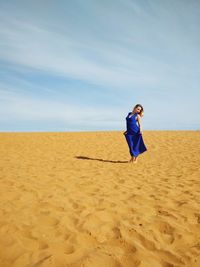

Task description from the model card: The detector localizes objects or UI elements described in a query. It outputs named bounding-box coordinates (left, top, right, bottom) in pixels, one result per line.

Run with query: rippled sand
left=0, top=131, right=200, bottom=267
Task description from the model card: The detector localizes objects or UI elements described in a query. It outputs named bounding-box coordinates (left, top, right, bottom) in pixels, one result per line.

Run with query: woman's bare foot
left=133, top=156, right=138, bottom=163
left=129, top=156, right=134, bottom=163
left=129, top=156, right=138, bottom=163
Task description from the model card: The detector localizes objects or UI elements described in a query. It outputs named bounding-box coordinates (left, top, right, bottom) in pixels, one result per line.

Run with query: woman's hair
left=133, top=104, right=144, bottom=115
left=140, top=110, right=144, bottom=117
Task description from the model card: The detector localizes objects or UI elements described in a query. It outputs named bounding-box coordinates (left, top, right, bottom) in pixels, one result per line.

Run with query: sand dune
left=0, top=131, right=199, bottom=267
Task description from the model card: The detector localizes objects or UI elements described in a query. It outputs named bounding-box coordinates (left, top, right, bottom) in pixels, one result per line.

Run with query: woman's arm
left=137, top=114, right=143, bottom=134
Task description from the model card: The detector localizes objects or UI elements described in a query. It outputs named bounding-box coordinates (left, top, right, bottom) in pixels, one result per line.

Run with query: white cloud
left=1, top=1, right=199, bottom=89
left=0, top=88, right=124, bottom=126
left=0, top=20, right=158, bottom=88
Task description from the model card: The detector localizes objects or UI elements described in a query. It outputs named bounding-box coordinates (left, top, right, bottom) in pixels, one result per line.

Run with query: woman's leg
left=129, top=155, right=138, bottom=163
left=129, top=155, right=134, bottom=162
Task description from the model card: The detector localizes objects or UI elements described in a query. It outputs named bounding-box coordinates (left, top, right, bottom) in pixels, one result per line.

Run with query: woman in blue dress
left=124, top=104, right=147, bottom=163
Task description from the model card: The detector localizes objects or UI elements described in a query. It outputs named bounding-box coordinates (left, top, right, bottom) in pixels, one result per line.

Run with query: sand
left=0, top=131, right=200, bottom=267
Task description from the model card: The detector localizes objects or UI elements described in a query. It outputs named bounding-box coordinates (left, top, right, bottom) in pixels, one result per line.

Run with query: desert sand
left=0, top=131, right=200, bottom=267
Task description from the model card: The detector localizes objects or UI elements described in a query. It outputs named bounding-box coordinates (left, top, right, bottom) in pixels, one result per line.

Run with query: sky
left=0, top=0, right=200, bottom=131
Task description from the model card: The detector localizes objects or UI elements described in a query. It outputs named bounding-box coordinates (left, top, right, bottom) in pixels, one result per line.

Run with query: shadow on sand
left=75, top=156, right=128, bottom=164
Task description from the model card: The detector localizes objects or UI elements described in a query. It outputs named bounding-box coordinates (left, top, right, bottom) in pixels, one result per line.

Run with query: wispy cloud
left=0, top=85, right=124, bottom=131
left=0, top=18, right=158, bottom=88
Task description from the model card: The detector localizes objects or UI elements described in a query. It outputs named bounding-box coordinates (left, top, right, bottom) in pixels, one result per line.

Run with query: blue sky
left=0, top=0, right=200, bottom=131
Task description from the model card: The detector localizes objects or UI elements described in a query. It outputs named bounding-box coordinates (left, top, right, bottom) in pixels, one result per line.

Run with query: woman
left=124, top=104, right=147, bottom=163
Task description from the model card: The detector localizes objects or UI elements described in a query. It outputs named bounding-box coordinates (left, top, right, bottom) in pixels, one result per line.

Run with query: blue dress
left=125, top=112, right=147, bottom=157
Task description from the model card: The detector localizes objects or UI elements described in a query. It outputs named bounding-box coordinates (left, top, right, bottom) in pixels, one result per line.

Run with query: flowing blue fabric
left=125, top=112, right=147, bottom=157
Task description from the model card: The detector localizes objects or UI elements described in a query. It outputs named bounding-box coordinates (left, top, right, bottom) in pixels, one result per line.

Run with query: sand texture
left=0, top=131, right=200, bottom=267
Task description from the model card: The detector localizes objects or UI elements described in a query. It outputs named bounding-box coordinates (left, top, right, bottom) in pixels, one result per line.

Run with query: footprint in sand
left=155, top=206, right=178, bottom=220
left=194, top=213, right=200, bottom=224
left=64, top=245, right=75, bottom=255
left=50, top=242, right=75, bottom=255
left=37, top=215, right=60, bottom=227
left=157, top=250, right=184, bottom=266
left=156, top=220, right=175, bottom=244
left=109, top=202, right=117, bottom=207
left=118, top=179, right=125, bottom=184
left=72, top=202, right=79, bottom=209
left=80, top=251, right=121, bottom=267
left=120, top=226, right=156, bottom=251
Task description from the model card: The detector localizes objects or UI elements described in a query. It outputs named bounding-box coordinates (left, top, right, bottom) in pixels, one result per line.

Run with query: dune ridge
left=0, top=131, right=199, bottom=267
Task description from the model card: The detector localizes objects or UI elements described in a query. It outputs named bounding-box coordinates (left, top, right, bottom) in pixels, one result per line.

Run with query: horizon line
left=0, top=129, right=199, bottom=133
